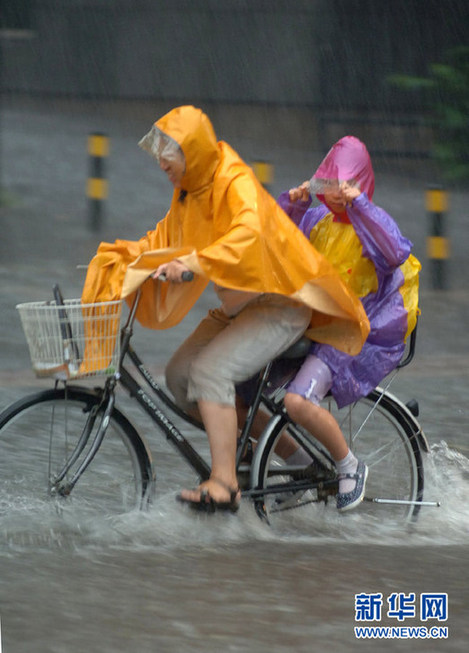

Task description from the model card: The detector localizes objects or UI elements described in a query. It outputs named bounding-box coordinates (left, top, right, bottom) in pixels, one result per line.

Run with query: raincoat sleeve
left=277, top=190, right=312, bottom=227
left=79, top=212, right=185, bottom=374
left=81, top=214, right=171, bottom=303
left=347, top=193, right=412, bottom=274
left=278, top=191, right=330, bottom=239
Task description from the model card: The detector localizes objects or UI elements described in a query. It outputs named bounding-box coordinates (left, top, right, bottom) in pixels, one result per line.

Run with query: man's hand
left=153, top=260, right=191, bottom=283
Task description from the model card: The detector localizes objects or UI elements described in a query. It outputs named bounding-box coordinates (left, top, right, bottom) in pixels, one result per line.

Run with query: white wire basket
left=17, top=299, right=123, bottom=380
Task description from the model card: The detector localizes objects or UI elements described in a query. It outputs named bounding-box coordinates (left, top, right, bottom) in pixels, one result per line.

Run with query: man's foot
left=336, top=461, right=368, bottom=512
left=177, top=477, right=241, bottom=514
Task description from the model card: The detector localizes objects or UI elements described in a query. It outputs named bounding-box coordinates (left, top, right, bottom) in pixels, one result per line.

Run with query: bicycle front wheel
left=0, top=387, right=154, bottom=518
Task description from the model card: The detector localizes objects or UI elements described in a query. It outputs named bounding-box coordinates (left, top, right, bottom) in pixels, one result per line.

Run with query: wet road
left=1, top=97, right=469, bottom=652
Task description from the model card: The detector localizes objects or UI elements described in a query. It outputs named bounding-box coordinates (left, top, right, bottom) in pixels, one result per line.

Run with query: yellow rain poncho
left=82, top=106, right=369, bottom=357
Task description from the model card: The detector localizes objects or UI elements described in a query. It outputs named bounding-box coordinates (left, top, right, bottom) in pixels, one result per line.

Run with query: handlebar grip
left=157, top=270, right=194, bottom=282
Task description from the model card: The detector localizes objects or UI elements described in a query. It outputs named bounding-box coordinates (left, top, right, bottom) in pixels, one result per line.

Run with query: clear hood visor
left=138, top=125, right=183, bottom=164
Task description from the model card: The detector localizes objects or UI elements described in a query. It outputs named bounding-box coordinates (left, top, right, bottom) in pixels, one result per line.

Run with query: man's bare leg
left=179, top=399, right=241, bottom=504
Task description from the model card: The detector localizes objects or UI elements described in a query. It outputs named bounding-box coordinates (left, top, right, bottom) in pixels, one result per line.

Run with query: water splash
left=411, top=440, right=469, bottom=541
left=1, top=440, right=468, bottom=554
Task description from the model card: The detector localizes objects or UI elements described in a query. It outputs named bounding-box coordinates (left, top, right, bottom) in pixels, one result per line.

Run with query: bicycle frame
left=118, top=349, right=211, bottom=481
left=116, top=343, right=342, bottom=507
left=52, top=388, right=116, bottom=496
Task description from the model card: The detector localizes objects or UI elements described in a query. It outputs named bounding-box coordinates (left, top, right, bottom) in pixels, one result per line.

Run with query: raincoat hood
left=140, top=105, right=221, bottom=194
left=311, top=136, right=375, bottom=205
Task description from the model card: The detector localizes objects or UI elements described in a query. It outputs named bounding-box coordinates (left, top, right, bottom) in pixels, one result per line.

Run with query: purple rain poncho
left=279, top=136, right=420, bottom=408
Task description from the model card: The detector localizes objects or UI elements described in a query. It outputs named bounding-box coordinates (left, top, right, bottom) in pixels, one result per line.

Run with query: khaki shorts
left=166, top=294, right=312, bottom=409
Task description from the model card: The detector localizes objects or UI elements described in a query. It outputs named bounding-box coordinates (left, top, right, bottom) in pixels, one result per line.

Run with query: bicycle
left=0, top=282, right=435, bottom=531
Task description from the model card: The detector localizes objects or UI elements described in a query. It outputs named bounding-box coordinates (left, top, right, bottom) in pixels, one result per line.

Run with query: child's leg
left=284, top=392, right=348, bottom=461
left=283, top=354, right=347, bottom=457
left=284, top=354, right=367, bottom=509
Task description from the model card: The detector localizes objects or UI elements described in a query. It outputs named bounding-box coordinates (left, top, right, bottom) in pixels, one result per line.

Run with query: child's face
left=323, top=188, right=347, bottom=215
left=322, top=179, right=359, bottom=214
left=159, top=151, right=186, bottom=187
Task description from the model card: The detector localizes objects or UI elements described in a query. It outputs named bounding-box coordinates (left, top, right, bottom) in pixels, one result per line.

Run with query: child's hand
left=288, top=181, right=310, bottom=203
left=339, top=181, right=361, bottom=204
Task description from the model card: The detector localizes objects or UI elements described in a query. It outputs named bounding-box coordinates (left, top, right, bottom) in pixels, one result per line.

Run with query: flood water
left=1, top=365, right=469, bottom=653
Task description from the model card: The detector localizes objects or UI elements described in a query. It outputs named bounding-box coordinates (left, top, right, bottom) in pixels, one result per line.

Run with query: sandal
left=177, top=477, right=241, bottom=514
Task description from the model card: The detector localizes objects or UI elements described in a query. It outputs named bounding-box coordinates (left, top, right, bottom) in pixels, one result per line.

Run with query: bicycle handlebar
left=123, top=269, right=195, bottom=332
left=77, top=265, right=194, bottom=284
left=157, top=270, right=194, bottom=282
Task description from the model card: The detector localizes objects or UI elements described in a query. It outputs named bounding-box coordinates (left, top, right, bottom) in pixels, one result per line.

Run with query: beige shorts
left=166, top=294, right=312, bottom=409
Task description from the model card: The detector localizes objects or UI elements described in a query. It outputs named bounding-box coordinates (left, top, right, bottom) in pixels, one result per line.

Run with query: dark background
left=2, top=0, right=468, bottom=107
left=2, top=0, right=468, bottom=161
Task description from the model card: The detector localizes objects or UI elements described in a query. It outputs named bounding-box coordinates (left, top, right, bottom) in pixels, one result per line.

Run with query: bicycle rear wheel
left=0, top=387, right=154, bottom=518
left=251, top=388, right=425, bottom=531
left=331, top=389, right=424, bottom=520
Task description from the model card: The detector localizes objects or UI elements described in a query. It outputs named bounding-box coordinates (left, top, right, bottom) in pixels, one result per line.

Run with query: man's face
left=159, top=151, right=186, bottom=188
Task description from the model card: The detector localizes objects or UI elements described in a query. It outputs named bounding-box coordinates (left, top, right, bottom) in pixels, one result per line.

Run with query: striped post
left=87, top=132, right=109, bottom=231
left=252, top=160, right=273, bottom=192
left=425, top=186, right=449, bottom=290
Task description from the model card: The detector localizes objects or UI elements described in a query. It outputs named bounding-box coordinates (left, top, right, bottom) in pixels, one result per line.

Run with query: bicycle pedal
left=317, top=482, right=338, bottom=502
left=274, top=489, right=308, bottom=509
left=291, top=460, right=335, bottom=482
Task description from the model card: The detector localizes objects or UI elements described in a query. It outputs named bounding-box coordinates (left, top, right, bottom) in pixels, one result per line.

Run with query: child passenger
left=278, top=136, right=420, bottom=512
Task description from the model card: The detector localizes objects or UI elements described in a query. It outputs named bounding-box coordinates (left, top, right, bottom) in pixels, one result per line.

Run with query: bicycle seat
left=278, top=336, right=311, bottom=360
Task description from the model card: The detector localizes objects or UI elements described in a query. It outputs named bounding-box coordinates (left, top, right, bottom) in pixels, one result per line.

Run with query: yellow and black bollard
left=252, top=160, right=274, bottom=193
left=425, top=186, right=449, bottom=290
left=87, top=132, right=109, bottom=231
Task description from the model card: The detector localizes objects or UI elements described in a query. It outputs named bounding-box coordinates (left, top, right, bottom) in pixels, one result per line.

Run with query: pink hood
left=312, top=136, right=375, bottom=205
